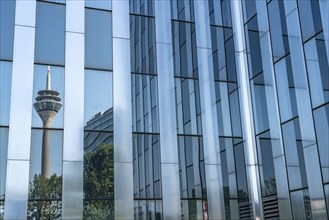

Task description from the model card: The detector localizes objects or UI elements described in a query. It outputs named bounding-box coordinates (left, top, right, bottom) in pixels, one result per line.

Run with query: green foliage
left=27, top=143, right=115, bottom=219
left=28, top=174, right=62, bottom=220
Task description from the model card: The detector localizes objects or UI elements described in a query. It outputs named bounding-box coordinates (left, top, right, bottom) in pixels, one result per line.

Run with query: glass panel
left=133, top=134, right=161, bottom=199
left=0, top=128, right=8, bottom=216
left=177, top=136, right=206, bottom=199
left=282, top=118, right=308, bottom=190
left=170, top=0, right=194, bottom=21
left=250, top=72, right=270, bottom=134
left=84, top=70, right=112, bottom=131
left=298, top=0, right=323, bottom=42
left=83, top=131, right=114, bottom=219
left=234, top=142, right=249, bottom=202
left=130, top=15, right=157, bottom=75
left=290, top=189, right=312, bottom=220
left=256, top=131, right=277, bottom=197
left=267, top=0, right=289, bottom=62
left=35, top=1, right=65, bottom=65
left=242, top=0, right=256, bottom=23
left=245, top=15, right=263, bottom=78
left=134, top=200, right=162, bottom=220
left=175, top=79, right=202, bottom=135
left=0, top=0, right=15, bottom=60
left=28, top=129, right=63, bottom=219
left=131, top=75, right=159, bottom=133
left=129, top=0, right=154, bottom=16
left=32, top=65, right=64, bottom=129
left=274, top=55, right=298, bottom=122
left=85, top=9, right=112, bottom=70
left=85, top=0, right=111, bottom=11
left=172, top=22, right=198, bottom=78
left=313, top=104, right=329, bottom=183
left=304, top=32, right=329, bottom=108
left=0, top=61, right=12, bottom=126
left=325, top=184, right=329, bottom=215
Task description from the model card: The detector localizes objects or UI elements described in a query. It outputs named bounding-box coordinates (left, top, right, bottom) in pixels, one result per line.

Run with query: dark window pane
left=129, top=0, right=154, bottom=16
left=171, top=0, right=194, bottom=21
left=234, top=142, right=249, bottom=200
left=0, top=0, right=15, bottom=60
left=85, top=9, right=112, bottom=70
left=242, top=0, right=256, bottom=23
left=172, top=21, right=198, bottom=78
left=245, top=15, right=263, bottom=78
left=35, top=2, right=65, bottom=65
left=256, top=131, right=277, bottom=196
left=0, top=128, right=9, bottom=201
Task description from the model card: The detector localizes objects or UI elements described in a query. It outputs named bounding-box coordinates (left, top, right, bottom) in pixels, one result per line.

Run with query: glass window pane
left=85, top=9, right=112, bottom=70
left=85, top=0, right=111, bottom=11
left=290, top=189, right=312, bottom=220
left=171, top=0, right=194, bottom=21
left=84, top=70, right=112, bottom=131
left=298, top=0, right=323, bottom=42
left=129, top=0, right=154, bottom=16
left=130, top=16, right=156, bottom=75
left=304, top=32, right=329, bottom=108
left=313, top=104, right=329, bottom=183
left=83, top=131, right=114, bottom=219
left=234, top=142, right=249, bottom=201
left=28, top=129, right=63, bottom=219
left=32, top=65, right=64, bottom=129
left=0, top=62, right=12, bottom=126
left=0, top=0, right=15, bottom=60
left=35, top=1, right=65, bottom=65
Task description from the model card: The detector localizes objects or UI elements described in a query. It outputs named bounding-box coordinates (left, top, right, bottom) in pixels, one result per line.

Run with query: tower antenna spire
left=46, top=65, right=51, bottom=90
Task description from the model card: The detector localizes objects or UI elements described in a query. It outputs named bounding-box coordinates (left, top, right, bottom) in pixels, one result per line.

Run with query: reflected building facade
left=0, top=0, right=329, bottom=219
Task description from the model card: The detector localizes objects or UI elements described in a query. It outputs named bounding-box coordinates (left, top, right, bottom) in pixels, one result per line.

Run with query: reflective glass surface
left=172, top=22, right=198, bottom=78
left=85, top=9, right=112, bottom=70
left=0, top=62, right=12, bottom=126
left=28, top=129, right=63, bottom=219
left=85, top=0, right=111, bottom=11
left=313, top=104, right=329, bottom=184
left=83, top=131, right=114, bottom=219
left=304, top=32, right=329, bottom=108
left=290, top=189, right=312, bottom=220
left=84, top=70, right=113, bottom=131
left=35, top=1, right=65, bottom=65
left=175, top=79, right=202, bottom=135
left=282, top=118, right=308, bottom=190
left=0, top=0, right=15, bottom=60
left=170, top=0, right=194, bottom=22
left=129, top=0, right=154, bottom=16
left=131, top=75, right=159, bottom=133
left=32, top=65, right=64, bottom=129
left=134, top=200, right=162, bottom=220
left=133, top=134, right=161, bottom=199
left=130, top=16, right=157, bottom=75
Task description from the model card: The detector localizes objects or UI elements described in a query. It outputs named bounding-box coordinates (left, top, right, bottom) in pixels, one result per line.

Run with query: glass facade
left=0, top=0, right=328, bottom=219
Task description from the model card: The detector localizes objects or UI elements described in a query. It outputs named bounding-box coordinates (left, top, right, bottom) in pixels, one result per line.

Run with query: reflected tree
left=28, top=174, right=62, bottom=220
left=84, top=143, right=114, bottom=219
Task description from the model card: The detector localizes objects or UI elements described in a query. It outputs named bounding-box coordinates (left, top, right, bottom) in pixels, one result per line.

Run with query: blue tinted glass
left=85, top=0, right=111, bottom=10
left=85, top=9, right=112, bottom=70
left=84, top=69, right=112, bottom=131
left=129, top=0, right=154, bottom=16
left=35, top=2, right=65, bottom=65
left=0, top=0, right=15, bottom=60
left=0, top=128, right=8, bottom=198
left=0, top=62, right=12, bottom=126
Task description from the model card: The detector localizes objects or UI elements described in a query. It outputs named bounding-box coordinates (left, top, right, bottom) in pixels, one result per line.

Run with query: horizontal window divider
left=31, top=127, right=64, bottom=131
left=34, top=62, right=65, bottom=68
left=85, top=6, right=112, bottom=13
left=85, top=67, right=113, bottom=72
left=312, top=101, right=329, bottom=111
left=129, top=13, right=155, bottom=19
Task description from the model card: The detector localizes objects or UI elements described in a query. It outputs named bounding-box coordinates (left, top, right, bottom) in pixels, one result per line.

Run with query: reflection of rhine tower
left=33, top=66, right=62, bottom=178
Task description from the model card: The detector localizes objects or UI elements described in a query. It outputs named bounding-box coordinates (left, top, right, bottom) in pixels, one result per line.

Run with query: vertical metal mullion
left=193, top=1, right=225, bottom=219
left=4, top=0, right=36, bottom=219
left=112, top=1, right=134, bottom=219
left=230, top=1, right=264, bottom=219
left=62, top=0, right=85, bottom=218
left=154, top=1, right=181, bottom=219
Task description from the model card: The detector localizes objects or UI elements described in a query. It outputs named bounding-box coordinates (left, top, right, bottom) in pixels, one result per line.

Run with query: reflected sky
left=0, top=62, right=12, bottom=126
left=84, top=69, right=112, bottom=125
